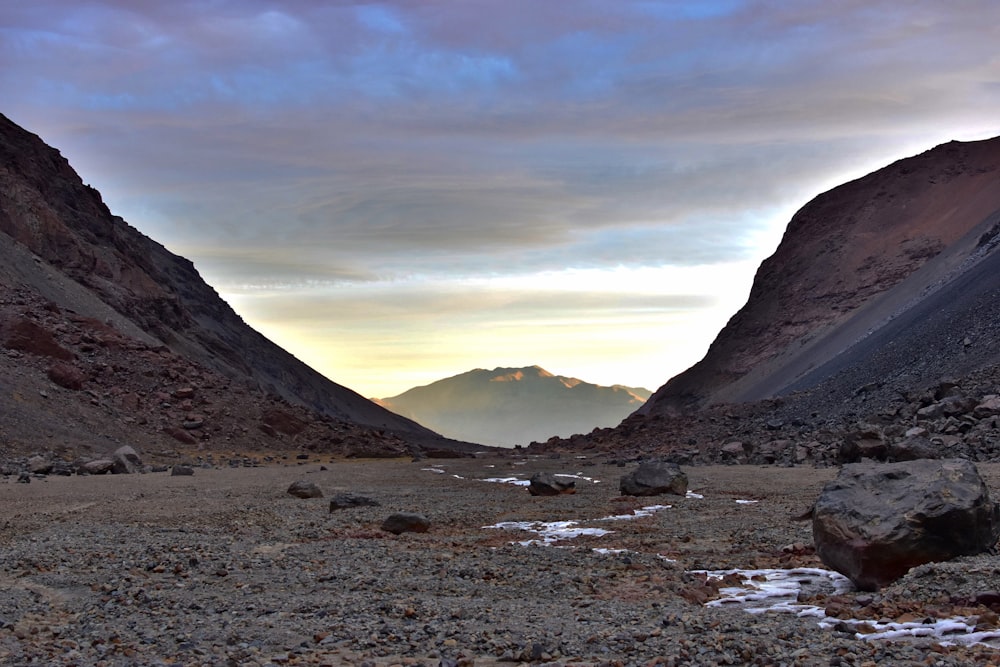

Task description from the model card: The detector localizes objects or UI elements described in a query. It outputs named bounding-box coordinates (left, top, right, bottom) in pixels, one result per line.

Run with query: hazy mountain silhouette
left=377, top=366, right=650, bottom=446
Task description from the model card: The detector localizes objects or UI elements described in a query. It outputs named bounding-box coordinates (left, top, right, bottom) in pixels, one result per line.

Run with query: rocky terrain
left=3, top=112, right=1000, bottom=666
left=377, top=366, right=650, bottom=447
left=2, top=456, right=1000, bottom=666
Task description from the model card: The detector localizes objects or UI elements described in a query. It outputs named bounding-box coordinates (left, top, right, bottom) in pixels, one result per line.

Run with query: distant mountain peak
left=380, top=366, right=652, bottom=446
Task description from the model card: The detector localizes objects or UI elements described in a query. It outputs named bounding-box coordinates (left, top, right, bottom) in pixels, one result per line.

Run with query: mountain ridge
left=0, top=112, right=481, bottom=460
left=377, top=365, right=650, bottom=447
left=638, top=136, right=1000, bottom=417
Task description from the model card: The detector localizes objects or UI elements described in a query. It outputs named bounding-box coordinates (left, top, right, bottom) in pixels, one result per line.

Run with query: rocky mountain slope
left=531, top=136, right=1000, bottom=464
left=640, top=136, right=1000, bottom=416
left=0, top=113, right=480, bottom=463
left=377, top=365, right=650, bottom=446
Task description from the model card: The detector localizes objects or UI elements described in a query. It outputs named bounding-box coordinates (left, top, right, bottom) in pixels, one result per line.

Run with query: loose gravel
left=2, top=456, right=999, bottom=666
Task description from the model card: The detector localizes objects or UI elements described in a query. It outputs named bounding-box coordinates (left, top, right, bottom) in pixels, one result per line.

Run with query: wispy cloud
left=2, top=1, right=999, bottom=395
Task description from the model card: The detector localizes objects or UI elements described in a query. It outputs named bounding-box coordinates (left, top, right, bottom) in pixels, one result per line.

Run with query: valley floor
left=1, top=456, right=999, bottom=666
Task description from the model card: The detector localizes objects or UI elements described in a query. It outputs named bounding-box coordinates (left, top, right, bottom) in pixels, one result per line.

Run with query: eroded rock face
left=619, top=461, right=688, bottom=497
left=812, top=458, right=1000, bottom=591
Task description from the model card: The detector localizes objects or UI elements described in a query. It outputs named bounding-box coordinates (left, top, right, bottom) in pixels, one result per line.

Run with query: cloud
left=2, top=0, right=1000, bottom=396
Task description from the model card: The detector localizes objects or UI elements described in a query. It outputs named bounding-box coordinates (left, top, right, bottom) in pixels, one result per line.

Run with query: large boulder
left=619, top=461, right=688, bottom=497
left=111, top=446, right=143, bottom=474
left=812, top=458, right=1000, bottom=591
left=528, top=472, right=576, bottom=496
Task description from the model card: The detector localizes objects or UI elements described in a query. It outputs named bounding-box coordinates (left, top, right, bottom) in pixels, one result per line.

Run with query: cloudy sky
left=2, top=1, right=999, bottom=398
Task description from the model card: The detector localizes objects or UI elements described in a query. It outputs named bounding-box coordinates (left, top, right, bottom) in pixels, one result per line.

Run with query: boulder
left=619, top=461, right=688, bottom=497
left=528, top=472, right=576, bottom=496
left=381, top=512, right=430, bottom=535
left=111, top=445, right=143, bottom=474
left=170, top=465, right=195, bottom=476
left=888, top=435, right=939, bottom=461
left=838, top=426, right=888, bottom=463
left=329, top=493, right=380, bottom=511
left=287, top=480, right=323, bottom=499
left=812, top=459, right=1000, bottom=591
left=47, top=362, right=86, bottom=390
left=80, top=459, right=115, bottom=475
left=26, top=455, right=52, bottom=475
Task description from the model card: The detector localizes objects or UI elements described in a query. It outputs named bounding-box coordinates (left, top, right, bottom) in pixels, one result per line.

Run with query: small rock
left=381, top=512, right=430, bottom=535
left=287, top=480, right=323, bottom=499
left=329, top=493, right=380, bottom=511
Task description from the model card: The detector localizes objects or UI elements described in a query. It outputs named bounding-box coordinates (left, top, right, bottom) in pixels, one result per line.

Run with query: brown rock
left=381, top=512, right=430, bottom=535
left=47, top=362, right=86, bottom=390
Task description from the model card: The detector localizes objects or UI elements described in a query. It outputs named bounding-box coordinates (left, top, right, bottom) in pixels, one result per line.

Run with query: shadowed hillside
left=640, top=136, right=1000, bottom=417
left=0, top=113, right=481, bottom=460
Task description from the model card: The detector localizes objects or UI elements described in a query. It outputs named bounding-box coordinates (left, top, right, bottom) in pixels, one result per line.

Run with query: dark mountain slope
left=640, top=137, right=1000, bottom=416
left=0, top=113, right=478, bottom=458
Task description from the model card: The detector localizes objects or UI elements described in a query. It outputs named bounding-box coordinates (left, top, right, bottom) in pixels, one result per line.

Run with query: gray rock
left=813, top=458, right=1000, bottom=591
left=81, top=459, right=115, bottom=475
left=27, top=455, right=52, bottom=474
left=287, top=480, right=323, bottom=498
left=111, top=445, right=143, bottom=474
left=527, top=472, right=576, bottom=496
left=329, top=493, right=380, bottom=511
left=888, top=435, right=939, bottom=461
left=619, top=461, right=688, bottom=497
left=170, top=465, right=195, bottom=476
left=381, top=512, right=430, bottom=535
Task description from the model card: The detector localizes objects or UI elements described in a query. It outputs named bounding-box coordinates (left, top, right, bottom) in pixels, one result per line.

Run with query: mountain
left=530, top=136, right=1000, bottom=463
left=639, top=136, right=1000, bottom=417
left=0, top=113, right=480, bottom=462
left=377, top=365, right=651, bottom=446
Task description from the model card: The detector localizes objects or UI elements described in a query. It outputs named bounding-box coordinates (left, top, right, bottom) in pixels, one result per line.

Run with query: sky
left=2, top=1, right=999, bottom=399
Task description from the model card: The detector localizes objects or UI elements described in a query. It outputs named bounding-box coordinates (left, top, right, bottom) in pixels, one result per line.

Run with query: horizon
left=3, top=2, right=999, bottom=398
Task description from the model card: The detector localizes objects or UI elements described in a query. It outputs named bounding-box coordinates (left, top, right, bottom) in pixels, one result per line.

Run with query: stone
left=329, top=493, right=380, bottom=511
left=974, top=396, right=1000, bottom=419
left=26, top=455, right=52, bottom=474
left=47, top=362, right=86, bottom=390
left=838, top=426, right=888, bottom=463
left=287, top=480, right=323, bottom=499
left=111, top=445, right=143, bottom=474
left=619, top=461, right=688, bottom=497
left=170, top=465, right=195, bottom=476
left=81, top=459, right=115, bottom=475
left=381, top=512, right=430, bottom=535
left=812, top=458, right=1000, bottom=591
left=527, top=472, right=576, bottom=496
left=888, top=435, right=939, bottom=461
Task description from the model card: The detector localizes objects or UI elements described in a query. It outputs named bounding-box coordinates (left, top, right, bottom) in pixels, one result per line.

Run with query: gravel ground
left=2, top=456, right=999, bottom=666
